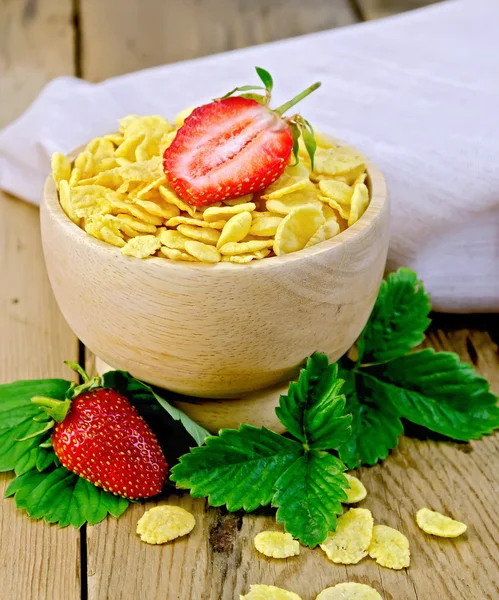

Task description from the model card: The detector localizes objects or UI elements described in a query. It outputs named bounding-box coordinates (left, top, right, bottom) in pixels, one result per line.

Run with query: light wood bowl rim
left=43, top=135, right=387, bottom=269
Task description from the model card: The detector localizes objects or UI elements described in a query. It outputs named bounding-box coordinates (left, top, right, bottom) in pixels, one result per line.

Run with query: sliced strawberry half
left=163, top=69, right=320, bottom=206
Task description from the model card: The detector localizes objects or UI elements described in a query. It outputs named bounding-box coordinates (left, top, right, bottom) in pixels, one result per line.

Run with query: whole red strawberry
left=163, top=67, right=320, bottom=206
left=32, top=365, right=167, bottom=500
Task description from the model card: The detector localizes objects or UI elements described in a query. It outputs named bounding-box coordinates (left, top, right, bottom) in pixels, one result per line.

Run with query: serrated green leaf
left=276, top=353, right=351, bottom=450
left=368, top=349, right=499, bottom=440
left=171, top=425, right=302, bottom=512
left=102, top=371, right=209, bottom=446
left=5, top=466, right=129, bottom=527
left=274, top=450, right=348, bottom=547
left=357, top=268, right=431, bottom=364
left=337, top=366, right=403, bottom=469
left=255, top=67, right=273, bottom=92
left=0, top=379, right=70, bottom=473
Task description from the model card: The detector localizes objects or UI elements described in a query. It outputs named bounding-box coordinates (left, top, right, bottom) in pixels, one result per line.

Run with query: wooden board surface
left=85, top=320, right=499, bottom=600
left=0, top=2, right=81, bottom=599
left=1, top=1, right=496, bottom=599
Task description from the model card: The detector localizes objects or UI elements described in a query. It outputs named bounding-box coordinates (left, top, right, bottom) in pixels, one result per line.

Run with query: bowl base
left=94, top=357, right=285, bottom=434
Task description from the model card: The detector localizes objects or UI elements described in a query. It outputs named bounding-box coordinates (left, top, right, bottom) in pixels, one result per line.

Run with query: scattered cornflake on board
left=416, top=508, right=467, bottom=538
left=320, top=508, right=374, bottom=564
left=254, top=531, right=300, bottom=559
left=344, top=474, right=367, bottom=504
left=136, top=505, right=195, bottom=544
left=368, top=525, right=410, bottom=569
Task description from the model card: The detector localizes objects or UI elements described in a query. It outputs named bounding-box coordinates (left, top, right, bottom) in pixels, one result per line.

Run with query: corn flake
left=203, top=202, right=256, bottom=222
left=136, top=505, right=195, bottom=544
left=305, top=220, right=340, bottom=248
left=348, top=184, right=369, bottom=227
left=222, top=249, right=270, bottom=263
left=240, top=584, right=302, bottom=600
left=184, top=240, right=221, bottom=263
left=320, top=508, right=374, bottom=564
left=116, top=213, right=157, bottom=234
left=254, top=531, right=299, bottom=559
left=166, top=216, right=226, bottom=229
left=316, top=583, right=383, bottom=600
left=319, top=179, right=353, bottom=205
left=249, top=215, right=283, bottom=237
left=51, top=152, right=71, bottom=189
left=415, top=508, right=467, bottom=538
left=262, top=178, right=315, bottom=200
left=368, top=525, right=410, bottom=570
left=59, top=181, right=80, bottom=225
left=217, top=211, right=253, bottom=248
left=177, top=224, right=220, bottom=245
left=344, top=474, right=367, bottom=504
left=121, top=235, right=161, bottom=258
left=274, top=205, right=325, bottom=256
left=219, top=240, right=273, bottom=256
left=266, top=190, right=322, bottom=216
left=160, top=246, right=198, bottom=262
left=160, top=229, right=190, bottom=250
left=69, top=167, right=81, bottom=187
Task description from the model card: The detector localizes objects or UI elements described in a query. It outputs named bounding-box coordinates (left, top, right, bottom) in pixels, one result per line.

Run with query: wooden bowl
left=40, top=138, right=389, bottom=431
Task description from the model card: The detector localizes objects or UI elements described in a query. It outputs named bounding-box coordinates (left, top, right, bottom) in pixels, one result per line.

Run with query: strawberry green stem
left=274, top=82, right=321, bottom=116
left=32, top=396, right=72, bottom=423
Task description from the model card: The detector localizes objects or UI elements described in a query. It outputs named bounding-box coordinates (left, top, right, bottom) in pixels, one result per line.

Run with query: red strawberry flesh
left=52, top=389, right=167, bottom=500
left=163, top=97, right=293, bottom=206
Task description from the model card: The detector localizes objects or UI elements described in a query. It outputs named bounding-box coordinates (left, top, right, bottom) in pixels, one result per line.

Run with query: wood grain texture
left=0, top=193, right=81, bottom=600
left=0, top=2, right=81, bottom=598
left=79, top=0, right=358, bottom=81
left=354, top=0, right=441, bottom=20
left=41, top=140, right=389, bottom=399
left=0, top=0, right=74, bottom=128
left=88, top=317, right=499, bottom=600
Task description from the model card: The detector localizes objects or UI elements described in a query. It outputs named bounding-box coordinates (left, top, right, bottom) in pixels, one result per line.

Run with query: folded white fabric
left=0, top=0, right=497, bottom=312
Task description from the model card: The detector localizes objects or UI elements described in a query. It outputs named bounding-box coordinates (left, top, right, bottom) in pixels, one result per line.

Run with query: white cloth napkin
left=0, top=0, right=498, bottom=313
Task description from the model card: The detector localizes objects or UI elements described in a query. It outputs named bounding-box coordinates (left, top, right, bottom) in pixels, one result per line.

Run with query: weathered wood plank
left=354, top=0, right=441, bottom=21
left=79, top=0, right=358, bottom=81
left=0, top=0, right=75, bottom=128
left=0, top=1, right=81, bottom=598
left=0, top=193, right=81, bottom=600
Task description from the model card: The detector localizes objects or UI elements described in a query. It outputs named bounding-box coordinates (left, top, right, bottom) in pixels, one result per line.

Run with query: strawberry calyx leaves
left=218, top=67, right=321, bottom=170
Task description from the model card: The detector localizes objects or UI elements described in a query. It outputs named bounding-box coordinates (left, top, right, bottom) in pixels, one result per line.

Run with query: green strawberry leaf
left=255, top=67, right=274, bottom=92
left=5, top=466, right=129, bottom=527
left=274, top=450, right=348, bottom=547
left=218, top=84, right=265, bottom=100
left=102, top=371, right=210, bottom=447
left=171, top=425, right=302, bottom=512
left=368, top=349, right=499, bottom=440
left=299, top=119, right=317, bottom=171
left=357, top=268, right=431, bottom=364
left=289, top=121, right=301, bottom=166
left=239, top=93, right=266, bottom=104
left=0, top=379, right=70, bottom=474
left=337, top=366, right=403, bottom=469
left=276, top=353, right=351, bottom=449
left=171, top=355, right=351, bottom=544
